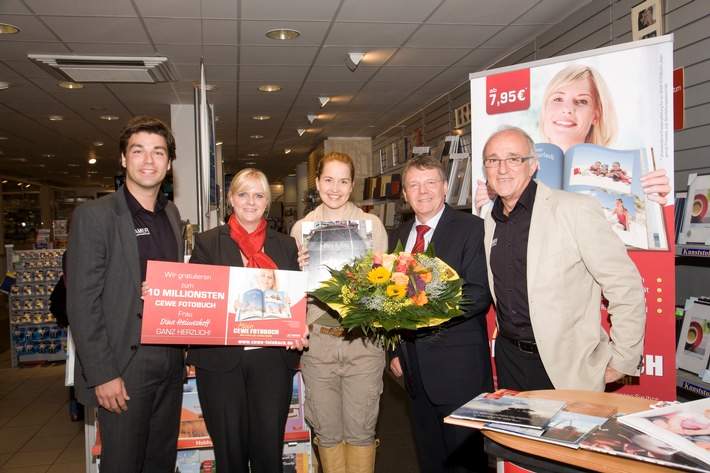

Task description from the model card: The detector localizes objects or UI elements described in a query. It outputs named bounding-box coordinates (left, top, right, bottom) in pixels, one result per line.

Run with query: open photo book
left=237, top=288, right=290, bottom=321
left=536, top=142, right=667, bottom=250
left=581, top=416, right=710, bottom=472
left=618, top=397, right=710, bottom=468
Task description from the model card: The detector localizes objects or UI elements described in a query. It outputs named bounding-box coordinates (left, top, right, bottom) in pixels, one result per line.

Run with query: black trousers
left=406, top=343, right=489, bottom=473
left=495, top=335, right=554, bottom=391
left=196, top=348, right=295, bottom=473
left=98, top=345, right=184, bottom=473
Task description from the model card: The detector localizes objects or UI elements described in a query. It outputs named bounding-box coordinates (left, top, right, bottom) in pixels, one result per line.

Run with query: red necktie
left=411, top=224, right=430, bottom=254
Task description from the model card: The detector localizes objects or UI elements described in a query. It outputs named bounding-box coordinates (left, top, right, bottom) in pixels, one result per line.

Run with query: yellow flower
left=386, top=284, right=407, bottom=299
left=367, top=266, right=391, bottom=284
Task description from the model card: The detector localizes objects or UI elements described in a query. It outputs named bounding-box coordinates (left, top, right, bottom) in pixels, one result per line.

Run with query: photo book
left=301, top=220, right=373, bottom=292
left=535, top=142, right=667, bottom=250
left=449, top=392, right=567, bottom=430
left=581, top=416, right=710, bottom=472
left=676, top=300, right=710, bottom=374
left=237, top=288, right=290, bottom=321
left=618, top=397, right=710, bottom=468
left=678, top=173, right=710, bottom=245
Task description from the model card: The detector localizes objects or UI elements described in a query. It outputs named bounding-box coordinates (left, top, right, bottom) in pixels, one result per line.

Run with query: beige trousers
left=300, top=326, right=385, bottom=448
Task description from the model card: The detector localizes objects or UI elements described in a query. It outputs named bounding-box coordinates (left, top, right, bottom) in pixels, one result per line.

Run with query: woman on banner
left=475, top=64, right=671, bottom=212
left=290, top=152, right=388, bottom=473
left=187, top=168, right=308, bottom=473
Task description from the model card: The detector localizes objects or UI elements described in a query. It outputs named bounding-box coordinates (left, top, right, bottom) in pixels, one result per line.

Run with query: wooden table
left=446, top=389, right=679, bottom=473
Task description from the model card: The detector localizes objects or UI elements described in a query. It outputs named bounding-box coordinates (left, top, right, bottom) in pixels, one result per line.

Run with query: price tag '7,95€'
left=485, top=68, right=531, bottom=115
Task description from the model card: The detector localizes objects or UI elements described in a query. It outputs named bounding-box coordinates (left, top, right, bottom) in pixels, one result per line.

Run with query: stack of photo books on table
left=447, top=390, right=614, bottom=449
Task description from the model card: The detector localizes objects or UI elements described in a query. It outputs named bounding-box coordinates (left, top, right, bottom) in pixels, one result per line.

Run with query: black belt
left=503, top=336, right=538, bottom=354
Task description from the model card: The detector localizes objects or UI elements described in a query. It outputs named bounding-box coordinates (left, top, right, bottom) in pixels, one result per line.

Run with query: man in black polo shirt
left=481, top=126, right=645, bottom=392
left=67, top=116, right=184, bottom=473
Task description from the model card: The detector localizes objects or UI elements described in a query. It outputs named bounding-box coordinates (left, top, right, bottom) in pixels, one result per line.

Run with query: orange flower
left=416, top=267, right=433, bottom=283
left=411, top=291, right=428, bottom=306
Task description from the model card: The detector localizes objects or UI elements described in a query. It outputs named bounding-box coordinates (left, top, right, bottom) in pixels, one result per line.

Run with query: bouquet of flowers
left=309, top=242, right=465, bottom=348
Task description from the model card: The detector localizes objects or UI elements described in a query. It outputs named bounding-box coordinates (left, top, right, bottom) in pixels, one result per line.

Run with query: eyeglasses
left=404, top=179, right=442, bottom=192
left=483, top=156, right=534, bottom=168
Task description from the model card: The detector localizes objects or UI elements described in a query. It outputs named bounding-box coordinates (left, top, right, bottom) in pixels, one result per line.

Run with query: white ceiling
left=0, top=0, right=589, bottom=189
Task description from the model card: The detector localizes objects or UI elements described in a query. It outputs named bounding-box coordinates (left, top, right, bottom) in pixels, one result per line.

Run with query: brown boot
left=344, top=440, right=379, bottom=473
left=314, top=437, right=347, bottom=473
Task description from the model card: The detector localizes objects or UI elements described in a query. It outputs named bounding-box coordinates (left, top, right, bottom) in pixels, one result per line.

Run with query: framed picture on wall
left=631, top=0, right=663, bottom=41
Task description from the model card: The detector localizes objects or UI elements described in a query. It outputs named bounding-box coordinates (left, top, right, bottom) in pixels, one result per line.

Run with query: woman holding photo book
left=291, top=152, right=388, bottom=473
left=186, top=169, right=308, bottom=473
left=475, top=63, right=671, bottom=213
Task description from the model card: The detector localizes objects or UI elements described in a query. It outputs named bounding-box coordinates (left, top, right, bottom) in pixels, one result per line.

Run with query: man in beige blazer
left=482, top=126, right=646, bottom=392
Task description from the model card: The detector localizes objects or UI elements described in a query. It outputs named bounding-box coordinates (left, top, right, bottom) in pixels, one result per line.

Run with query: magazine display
left=237, top=288, right=290, bottom=320
left=618, top=397, right=710, bottom=467
left=300, top=220, right=373, bottom=292
left=449, top=392, right=567, bottom=430
left=534, top=142, right=667, bottom=250
left=581, top=417, right=710, bottom=472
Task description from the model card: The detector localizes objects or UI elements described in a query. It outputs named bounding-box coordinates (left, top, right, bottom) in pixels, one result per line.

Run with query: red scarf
left=228, top=214, right=278, bottom=269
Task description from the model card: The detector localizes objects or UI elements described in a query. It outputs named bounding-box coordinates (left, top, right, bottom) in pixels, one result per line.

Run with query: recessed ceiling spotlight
left=250, top=135, right=264, bottom=139
left=89, top=158, right=97, bottom=164
left=90, top=106, right=106, bottom=111
left=93, top=141, right=104, bottom=147
left=266, top=29, right=300, bottom=40
left=245, top=161, right=256, bottom=166
left=258, top=85, right=282, bottom=92
left=252, top=115, right=271, bottom=121
left=346, top=52, right=365, bottom=71
left=48, top=115, right=65, bottom=121
left=296, top=128, right=305, bottom=136
left=0, top=23, right=20, bottom=35
left=284, top=149, right=291, bottom=155
left=215, top=141, right=223, bottom=146
left=100, top=115, right=119, bottom=121
left=318, top=97, right=330, bottom=108
left=247, top=153, right=259, bottom=157
left=0, top=81, right=12, bottom=90
left=42, top=154, right=55, bottom=158
left=58, top=82, right=84, bottom=89
left=68, top=163, right=80, bottom=167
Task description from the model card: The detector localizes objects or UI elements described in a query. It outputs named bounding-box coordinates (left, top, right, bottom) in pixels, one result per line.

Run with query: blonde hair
left=539, top=64, right=618, bottom=147
left=257, top=268, right=279, bottom=291
left=227, top=168, right=271, bottom=215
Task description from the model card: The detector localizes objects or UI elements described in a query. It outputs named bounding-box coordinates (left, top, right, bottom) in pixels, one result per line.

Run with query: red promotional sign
left=485, top=68, right=531, bottom=115
left=141, top=261, right=306, bottom=347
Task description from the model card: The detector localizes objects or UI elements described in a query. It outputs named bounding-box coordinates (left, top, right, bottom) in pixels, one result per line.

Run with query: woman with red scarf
left=186, top=169, right=307, bottom=473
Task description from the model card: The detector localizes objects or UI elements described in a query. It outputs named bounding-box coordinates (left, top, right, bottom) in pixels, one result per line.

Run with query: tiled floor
left=0, top=354, right=420, bottom=473
left=0, top=361, right=85, bottom=473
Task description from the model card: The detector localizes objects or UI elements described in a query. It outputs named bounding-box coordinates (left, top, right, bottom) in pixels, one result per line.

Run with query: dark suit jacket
left=66, top=188, right=184, bottom=406
left=389, top=204, right=493, bottom=405
left=186, top=224, right=301, bottom=371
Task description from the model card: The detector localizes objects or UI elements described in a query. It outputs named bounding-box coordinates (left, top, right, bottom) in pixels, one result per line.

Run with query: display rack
left=5, top=245, right=67, bottom=367
left=85, top=370, right=312, bottom=473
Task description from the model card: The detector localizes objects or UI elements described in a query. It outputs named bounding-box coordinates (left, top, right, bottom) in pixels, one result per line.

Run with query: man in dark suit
left=67, top=116, right=184, bottom=473
left=389, top=155, right=493, bottom=473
